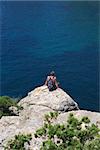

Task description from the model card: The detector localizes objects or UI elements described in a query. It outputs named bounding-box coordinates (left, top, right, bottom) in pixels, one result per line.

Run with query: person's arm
left=45, top=76, right=49, bottom=85
left=55, top=77, right=59, bottom=88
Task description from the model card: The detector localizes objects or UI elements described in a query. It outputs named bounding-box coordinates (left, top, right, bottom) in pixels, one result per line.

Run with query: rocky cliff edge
left=0, top=86, right=100, bottom=149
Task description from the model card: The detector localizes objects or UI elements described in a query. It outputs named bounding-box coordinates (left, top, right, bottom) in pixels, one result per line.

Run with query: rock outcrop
left=0, top=86, right=100, bottom=150
left=19, top=85, right=79, bottom=112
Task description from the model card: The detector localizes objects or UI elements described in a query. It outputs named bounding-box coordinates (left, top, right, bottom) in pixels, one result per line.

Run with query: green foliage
left=41, top=140, right=58, bottom=150
left=81, top=116, right=90, bottom=124
left=0, top=96, right=16, bottom=107
left=4, top=134, right=32, bottom=150
left=44, top=111, right=58, bottom=123
left=34, top=112, right=100, bottom=150
left=0, top=96, right=16, bottom=118
left=35, top=112, right=59, bottom=139
left=0, top=96, right=23, bottom=118
left=84, top=137, right=100, bottom=150
left=35, top=127, right=46, bottom=138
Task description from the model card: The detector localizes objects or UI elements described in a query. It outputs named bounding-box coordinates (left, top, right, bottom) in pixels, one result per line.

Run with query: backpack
left=47, top=77, right=54, bottom=91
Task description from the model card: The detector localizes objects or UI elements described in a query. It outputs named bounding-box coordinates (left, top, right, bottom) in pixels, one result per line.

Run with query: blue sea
left=0, top=1, right=99, bottom=111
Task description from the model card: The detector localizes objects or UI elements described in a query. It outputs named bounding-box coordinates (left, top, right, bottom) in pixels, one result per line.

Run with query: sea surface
left=0, top=1, right=99, bottom=111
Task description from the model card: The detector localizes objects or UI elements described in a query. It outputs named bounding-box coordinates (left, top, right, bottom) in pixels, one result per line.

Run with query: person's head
left=50, top=71, right=55, bottom=76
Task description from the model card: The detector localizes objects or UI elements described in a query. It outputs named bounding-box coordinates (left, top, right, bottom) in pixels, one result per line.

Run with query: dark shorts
left=48, top=85, right=57, bottom=91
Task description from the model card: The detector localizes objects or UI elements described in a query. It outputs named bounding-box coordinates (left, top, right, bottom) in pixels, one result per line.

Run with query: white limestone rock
left=0, top=86, right=99, bottom=150
left=19, top=85, right=79, bottom=111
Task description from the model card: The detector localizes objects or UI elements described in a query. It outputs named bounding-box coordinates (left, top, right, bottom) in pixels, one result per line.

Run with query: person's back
left=45, top=71, right=59, bottom=91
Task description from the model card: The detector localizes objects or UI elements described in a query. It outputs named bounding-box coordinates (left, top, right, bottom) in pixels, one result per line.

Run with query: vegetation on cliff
left=0, top=96, right=22, bottom=118
left=34, top=112, right=100, bottom=150
left=4, top=112, right=100, bottom=150
left=4, top=134, right=32, bottom=150
left=0, top=91, right=100, bottom=150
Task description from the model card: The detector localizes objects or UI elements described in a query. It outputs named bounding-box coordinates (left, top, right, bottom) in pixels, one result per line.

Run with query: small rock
left=9, top=106, right=19, bottom=115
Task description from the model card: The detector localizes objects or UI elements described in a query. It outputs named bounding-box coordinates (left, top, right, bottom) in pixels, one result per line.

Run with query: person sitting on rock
left=45, top=71, right=59, bottom=91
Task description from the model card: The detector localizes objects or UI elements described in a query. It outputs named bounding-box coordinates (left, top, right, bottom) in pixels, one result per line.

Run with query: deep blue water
left=0, top=1, right=99, bottom=111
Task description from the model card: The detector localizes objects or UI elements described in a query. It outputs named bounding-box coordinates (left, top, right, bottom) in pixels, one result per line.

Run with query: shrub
left=4, top=134, right=32, bottom=150
left=0, top=96, right=23, bottom=118
left=34, top=112, right=100, bottom=150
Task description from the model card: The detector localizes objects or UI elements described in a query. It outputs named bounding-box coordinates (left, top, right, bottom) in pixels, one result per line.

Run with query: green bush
left=0, top=96, right=22, bottom=118
left=4, top=134, right=32, bottom=150
left=34, top=112, right=100, bottom=150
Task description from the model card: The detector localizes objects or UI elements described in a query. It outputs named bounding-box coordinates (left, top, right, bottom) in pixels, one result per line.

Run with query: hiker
left=45, top=71, right=59, bottom=91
